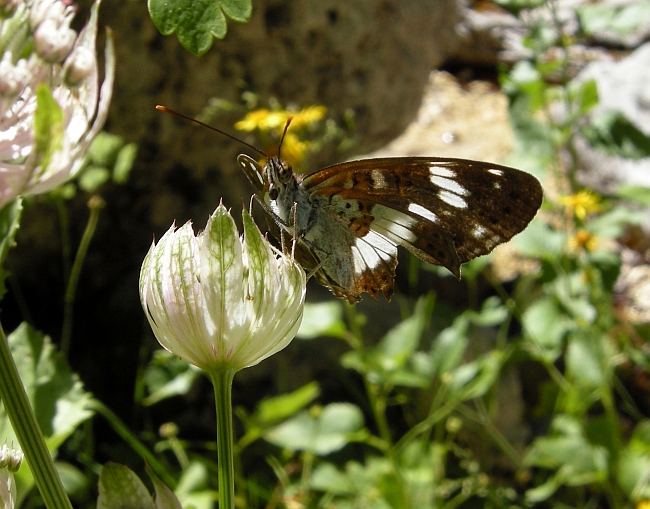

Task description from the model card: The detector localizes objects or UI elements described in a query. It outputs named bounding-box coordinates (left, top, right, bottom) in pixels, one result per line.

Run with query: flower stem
left=86, top=398, right=177, bottom=490
left=61, top=195, right=105, bottom=357
left=210, top=368, right=236, bottom=509
left=0, top=323, right=73, bottom=509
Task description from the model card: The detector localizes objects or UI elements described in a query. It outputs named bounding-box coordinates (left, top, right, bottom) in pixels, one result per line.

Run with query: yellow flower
left=279, top=132, right=309, bottom=167
left=568, top=229, right=598, bottom=252
left=234, top=109, right=289, bottom=132
left=637, top=500, right=650, bottom=509
left=235, top=105, right=327, bottom=133
left=290, top=105, right=327, bottom=128
left=558, top=189, right=602, bottom=220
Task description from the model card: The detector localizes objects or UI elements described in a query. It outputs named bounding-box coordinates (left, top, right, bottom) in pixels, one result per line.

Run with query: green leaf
left=78, top=165, right=111, bottom=193
left=617, top=450, right=650, bottom=500
left=254, top=382, right=320, bottom=424
left=572, top=79, right=599, bottom=115
left=174, top=462, right=214, bottom=509
left=549, top=272, right=597, bottom=323
left=588, top=206, right=646, bottom=239
left=0, top=198, right=23, bottom=301
left=310, top=457, right=397, bottom=507
left=524, top=416, right=609, bottom=484
left=0, top=324, right=93, bottom=452
left=469, top=296, right=509, bottom=327
left=34, top=83, right=64, bottom=173
left=628, top=420, right=650, bottom=455
left=577, top=1, right=650, bottom=36
left=97, top=463, right=157, bottom=509
left=615, top=184, right=650, bottom=206
left=565, top=331, right=608, bottom=388
left=376, top=295, right=431, bottom=371
left=513, top=220, right=565, bottom=260
left=264, top=403, right=364, bottom=455
left=148, top=0, right=252, bottom=55
left=447, top=351, right=505, bottom=400
left=55, top=462, right=89, bottom=498
left=522, top=297, right=570, bottom=359
left=87, top=132, right=125, bottom=168
left=493, top=0, right=548, bottom=15
left=146, top=465, right=183, bottom=509
left=581, top=110, right=650, bottom=159
left=113, top=143, right=138, bottom=184
left=297, top=301, right=346, bottom=339
left=142, top=349, right=200, bottom=405
left=430, top=314, right=469, bottom=376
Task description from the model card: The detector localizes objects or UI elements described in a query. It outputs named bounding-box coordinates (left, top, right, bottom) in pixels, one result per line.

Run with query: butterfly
left=156, top=106, right=544, bottom=303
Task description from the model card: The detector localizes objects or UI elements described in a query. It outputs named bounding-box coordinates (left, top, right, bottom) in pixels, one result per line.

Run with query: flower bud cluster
left=0, top=0, right=114, bottom=209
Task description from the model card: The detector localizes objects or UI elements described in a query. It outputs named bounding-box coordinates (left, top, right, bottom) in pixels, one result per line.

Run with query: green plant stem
left=60, top=195, right=104, bottom=358
left=86, top=398, right=176, bottom=490
left=211, top=368, right=236, bottom=509
left=0, top=323, right=73, bottom=509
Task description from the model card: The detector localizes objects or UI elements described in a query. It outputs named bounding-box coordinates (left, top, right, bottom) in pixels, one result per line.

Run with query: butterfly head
left=265, top=156, right=294, bottom=201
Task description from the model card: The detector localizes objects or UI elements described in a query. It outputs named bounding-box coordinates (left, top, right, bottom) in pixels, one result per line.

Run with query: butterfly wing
left=303, top=157, right=543, bottom=277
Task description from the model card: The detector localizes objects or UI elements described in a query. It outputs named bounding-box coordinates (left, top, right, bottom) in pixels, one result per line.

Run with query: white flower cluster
left=0, top=0, right=114, bottom=209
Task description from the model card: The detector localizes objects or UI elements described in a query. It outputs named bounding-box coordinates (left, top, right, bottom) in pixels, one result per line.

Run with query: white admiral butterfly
left=158, top=106, right=543, bottom=303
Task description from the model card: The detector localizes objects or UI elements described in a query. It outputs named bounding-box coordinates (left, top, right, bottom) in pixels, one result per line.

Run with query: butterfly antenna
left=277, top=116, right=293, bottom=161
left=156, top=105, right=266, bottom=157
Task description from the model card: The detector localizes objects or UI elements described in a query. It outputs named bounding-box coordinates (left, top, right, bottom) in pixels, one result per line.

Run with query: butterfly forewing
left=304, top=157, right=543, bottom=271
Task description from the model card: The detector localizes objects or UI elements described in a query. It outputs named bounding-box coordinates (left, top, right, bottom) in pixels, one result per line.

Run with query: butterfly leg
left=251, top=194, right=331, bottom=259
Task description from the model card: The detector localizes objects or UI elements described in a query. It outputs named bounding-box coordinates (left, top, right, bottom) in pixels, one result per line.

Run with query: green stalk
left=0, top=323, right=73, bottom=509
left=211, top=368, right=236, bottom=509
left=60, top=196, right=104, bottom=357
left=86, top=398, right=176, bottom=490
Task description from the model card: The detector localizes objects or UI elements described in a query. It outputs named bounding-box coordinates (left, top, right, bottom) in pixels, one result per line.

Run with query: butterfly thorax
left=265, top=156, right=315, bottom=235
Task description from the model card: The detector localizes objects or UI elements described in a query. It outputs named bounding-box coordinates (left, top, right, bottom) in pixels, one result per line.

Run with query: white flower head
left=0, top=445, right=22, bottom=509
left=0, top=0, right=115, bottom=209
left=140, top=205, right=306, bottom=373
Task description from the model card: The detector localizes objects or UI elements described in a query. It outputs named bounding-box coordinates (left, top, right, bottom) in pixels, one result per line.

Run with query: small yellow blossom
left=235, top=105, right=327, bottom=133
left=279, top=132, right=309, bottom=168
left=290, top=105, right=327, bottom=128
left=568, top=229, right=598, bottom=252
left=637, top=500, right=650, bottom=509
left=234, top=109, right=289, bottom=132
left=558, top=189, right=602, bottom=220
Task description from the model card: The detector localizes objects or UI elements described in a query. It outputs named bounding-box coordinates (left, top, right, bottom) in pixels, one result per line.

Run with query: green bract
left=139, top=204, right=306, bottom=372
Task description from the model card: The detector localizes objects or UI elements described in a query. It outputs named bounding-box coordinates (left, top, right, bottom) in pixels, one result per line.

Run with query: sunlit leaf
left=264, top=403, right=364, bottom=455
left=297, top=301, right=346, bottom=339
left=0, top=324, right=93, bottom=452
left=254, top=382, right=320, bottom=424
left=577, top=1, right=650, bottom=35
left=148, top=0, right=252, bottom=55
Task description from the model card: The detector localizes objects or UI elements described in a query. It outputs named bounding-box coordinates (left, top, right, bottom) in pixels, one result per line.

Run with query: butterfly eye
left=269, top=186, right=279, bottom=201
left=278, top=161, right=293, bottom=183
